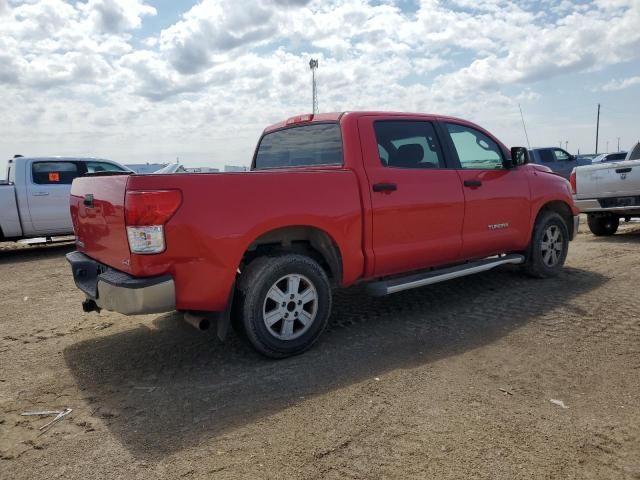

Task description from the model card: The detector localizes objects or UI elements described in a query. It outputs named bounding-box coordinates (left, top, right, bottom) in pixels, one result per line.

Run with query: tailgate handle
left=83, top=194, right=94, bottom=207
left=616, top=167, right=632, bottom=174
left=372, top=182, right=397, bottom=192
left=464, top=179, right=482, bottom=187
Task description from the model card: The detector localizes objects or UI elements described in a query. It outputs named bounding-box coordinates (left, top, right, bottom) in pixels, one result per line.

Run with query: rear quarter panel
left=126, top=170, right=364, bottom=312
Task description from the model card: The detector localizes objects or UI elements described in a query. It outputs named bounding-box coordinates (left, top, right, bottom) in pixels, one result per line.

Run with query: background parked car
left=528, top=147, right=592, bottom=179
left=1, top=156, right=131, bottom=241
left=591, top=152, right=628, bottom=164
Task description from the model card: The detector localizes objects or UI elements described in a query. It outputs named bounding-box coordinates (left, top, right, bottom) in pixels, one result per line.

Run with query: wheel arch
left=240, top=225, right=344, bottom=286
left=534, top=200, right=575, bottom=238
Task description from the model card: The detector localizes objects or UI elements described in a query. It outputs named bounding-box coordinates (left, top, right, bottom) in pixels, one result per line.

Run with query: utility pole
left=595, top=103, right=600, bottom=154
left=565, top=141, right=569, bottom=152
left=309, top=58, right=319, bottom=114
left=606, top=140, right=609, bottom=153
left=617, top=137, right=621, bottom=152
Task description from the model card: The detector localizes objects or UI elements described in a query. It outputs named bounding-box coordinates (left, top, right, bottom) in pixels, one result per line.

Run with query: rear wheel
left=523, top=211, right=569, bottom=278
left=236, top=254, right=332, bottom=358
left=587, top=214, right=619, bottom=236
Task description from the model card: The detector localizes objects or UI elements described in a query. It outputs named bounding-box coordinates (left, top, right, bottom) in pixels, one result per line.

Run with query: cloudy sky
left=1, top=0, right=639, bottom=171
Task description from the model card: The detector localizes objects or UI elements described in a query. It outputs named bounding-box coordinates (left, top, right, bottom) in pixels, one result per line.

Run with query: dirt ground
left=1, top=221, right=639, bottom=479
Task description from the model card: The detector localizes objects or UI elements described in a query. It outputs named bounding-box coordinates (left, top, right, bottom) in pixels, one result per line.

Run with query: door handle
left=372, top=182, right=397, bottom=192
left=32, top=192, right=50, bottom=196
left=616, top=167, right=632, bottom=174
left=463, top=179, right=482, bottom=187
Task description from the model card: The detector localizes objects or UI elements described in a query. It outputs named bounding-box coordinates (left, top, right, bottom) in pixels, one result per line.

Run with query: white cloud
left=602, top=76, right=640, bottom=91
left=1, top=0, right=639, bottom=169
left=79, top=0, right=156, bottom=34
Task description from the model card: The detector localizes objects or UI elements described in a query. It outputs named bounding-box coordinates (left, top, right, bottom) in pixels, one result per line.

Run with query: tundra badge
left=488, top=223, right=509, bottom=230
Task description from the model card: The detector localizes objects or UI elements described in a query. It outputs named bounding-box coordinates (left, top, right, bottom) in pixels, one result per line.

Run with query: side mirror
left=507, top=147, right=529, bottom=168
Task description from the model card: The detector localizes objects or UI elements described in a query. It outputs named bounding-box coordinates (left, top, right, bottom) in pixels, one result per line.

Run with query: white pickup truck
left=572, top=143, right=640, bottom=236
left=0, top=156, right=130, bottom=241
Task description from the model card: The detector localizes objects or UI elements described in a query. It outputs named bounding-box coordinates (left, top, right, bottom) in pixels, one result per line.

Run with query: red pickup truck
left=67, top=112, right=579, bottom=357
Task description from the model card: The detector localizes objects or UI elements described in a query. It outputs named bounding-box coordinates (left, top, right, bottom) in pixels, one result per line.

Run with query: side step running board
left=366, top=254, right=525, bottom=296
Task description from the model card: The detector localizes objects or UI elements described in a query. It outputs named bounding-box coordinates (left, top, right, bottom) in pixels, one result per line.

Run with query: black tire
left=523, top=211, right=569, bottom=278
left=587, top=214, right=619, bottom=236
left=235, top=254, right=332, bottom=358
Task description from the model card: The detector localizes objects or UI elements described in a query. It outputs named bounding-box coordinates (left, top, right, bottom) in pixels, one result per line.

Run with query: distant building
left=186, top=167, right=220, bottom=173
left=126, top=163, right=167, bottom=174
left=224, top=165, right=248, bottom=172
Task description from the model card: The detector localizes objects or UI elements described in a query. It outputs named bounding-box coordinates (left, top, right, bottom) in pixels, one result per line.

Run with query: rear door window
left=32, top=162, right=80, bottom=185
left=254, top=123, right=343, bottom=169
left=539, top=150, right=555, bottom=163
left=373, top=121, right=444, bottom=168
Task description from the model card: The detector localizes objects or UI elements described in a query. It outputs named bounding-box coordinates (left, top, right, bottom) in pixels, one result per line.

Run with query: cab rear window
left=254, top=123, right=343, bottom=169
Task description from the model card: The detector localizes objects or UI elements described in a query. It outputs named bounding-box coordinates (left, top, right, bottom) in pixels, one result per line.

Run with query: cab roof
left=263, top=111, right=473, bottom=134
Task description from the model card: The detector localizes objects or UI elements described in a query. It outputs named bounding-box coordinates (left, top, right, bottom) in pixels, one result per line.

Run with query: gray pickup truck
left=529, top=147, right=592, bottom=179
left=572, top=143, right=640, bottom=236
left=1, top=156, right=129, bottom=241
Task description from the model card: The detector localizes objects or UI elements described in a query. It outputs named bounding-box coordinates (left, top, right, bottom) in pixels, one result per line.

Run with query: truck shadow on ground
left=0, top=242, right=74, bottom=265
left=64, top=266, right=604, bottom=460
left=584, top=226, right=640, bottom=245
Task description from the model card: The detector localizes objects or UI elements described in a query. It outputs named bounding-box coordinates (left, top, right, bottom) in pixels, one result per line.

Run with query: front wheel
left=523, top=211, right=569, bottom=278
left=236, top=254, right=332, bottom=358
left=587, top=214, right=619, bottom=236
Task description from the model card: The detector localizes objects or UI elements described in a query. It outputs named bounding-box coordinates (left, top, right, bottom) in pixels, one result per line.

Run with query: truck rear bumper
left=574, top=198, right=604, bottom=212
left=66, top=251, right=175, bottom=315
left=574, top=198, right=640, bottom=215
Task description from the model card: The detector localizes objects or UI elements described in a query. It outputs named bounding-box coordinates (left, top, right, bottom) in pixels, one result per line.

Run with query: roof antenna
left=518, top=104, right=531, bottom=149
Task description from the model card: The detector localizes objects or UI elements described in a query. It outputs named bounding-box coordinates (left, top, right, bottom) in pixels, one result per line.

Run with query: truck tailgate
left=70, top=175, right=132, bottom=272
left=575, top=160, right=640, bottom=199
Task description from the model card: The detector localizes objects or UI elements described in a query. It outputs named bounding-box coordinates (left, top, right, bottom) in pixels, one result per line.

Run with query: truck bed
left=70, top=170, right=365, bottom=311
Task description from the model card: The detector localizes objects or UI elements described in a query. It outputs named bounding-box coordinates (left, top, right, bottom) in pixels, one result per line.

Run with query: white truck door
left=26, top=160, right=81, bottom=235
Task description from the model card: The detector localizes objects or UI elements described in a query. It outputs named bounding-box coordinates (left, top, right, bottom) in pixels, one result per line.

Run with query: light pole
left=617, top=137, right=621, bottom=152
left=595, top=103, right=600, bottom=154
left=309, top=58, right=319, bottom=114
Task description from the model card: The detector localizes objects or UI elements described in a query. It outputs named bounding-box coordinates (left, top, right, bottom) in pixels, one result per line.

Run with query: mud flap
left=216, top=285, right=234, bottom=342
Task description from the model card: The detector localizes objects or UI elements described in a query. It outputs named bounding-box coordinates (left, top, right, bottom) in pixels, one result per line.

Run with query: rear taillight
left=125, top=190, right=181, bottom=254
left=569, top=169, right=577, bottom=194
